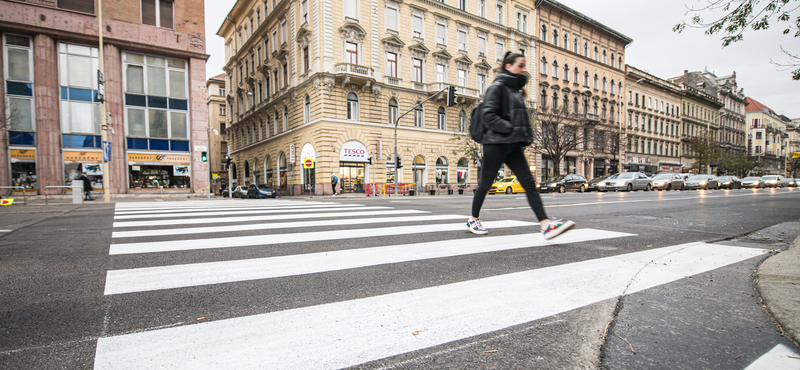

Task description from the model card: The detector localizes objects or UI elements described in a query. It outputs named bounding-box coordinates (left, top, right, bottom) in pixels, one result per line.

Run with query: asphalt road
left=1, top=187, right=800, bottom=369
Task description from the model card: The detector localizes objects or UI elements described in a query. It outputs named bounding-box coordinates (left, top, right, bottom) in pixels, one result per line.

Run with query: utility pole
left=393, top=86, right=450, bottom=197
left=98, top=0, right=111, bottom=203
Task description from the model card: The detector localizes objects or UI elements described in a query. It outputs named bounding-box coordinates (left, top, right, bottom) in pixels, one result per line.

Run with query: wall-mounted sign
left=83, top=163, right=103, bottom=175
left=64, top=151, right=102, bottom=163
left=10, top=149, right=35, bottom=162
left=173, top=165, right=190, bottom=176
left=377, top=140, right=382, bottom=160
left=127, top=153, right=190, bottom=165
left=289, top=144, right=296, bottom=163
left=339, top=140, right=368, bottom=163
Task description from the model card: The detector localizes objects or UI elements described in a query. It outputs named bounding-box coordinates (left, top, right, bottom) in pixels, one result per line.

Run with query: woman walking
left=467, top=52, right=574, bottom=240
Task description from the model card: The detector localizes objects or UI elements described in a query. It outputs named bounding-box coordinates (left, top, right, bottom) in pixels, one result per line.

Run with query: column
left=33, top=34, right=62, bottom=195
left=189, top=57, right=209, bottom=194
left=104, top=44, right=128, bottom=194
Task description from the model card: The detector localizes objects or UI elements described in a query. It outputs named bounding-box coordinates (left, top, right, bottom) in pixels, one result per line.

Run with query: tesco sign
left=339, top=140, right=368, bottom=163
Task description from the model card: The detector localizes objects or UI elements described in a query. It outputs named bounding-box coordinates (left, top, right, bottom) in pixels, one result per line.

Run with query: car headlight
left=598, top=182, right=605, bottom=186
left=654, top=181, right=665, bottom=185
left=699, top=181, right=707, bottom=185
left=722, top=182, right=731, bottom=185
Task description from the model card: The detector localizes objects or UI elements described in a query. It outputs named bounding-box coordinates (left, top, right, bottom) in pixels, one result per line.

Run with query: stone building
left=746, top=97, right=790, bottom=175
left=534, top=0, right=631, bottom=179
left=623, top=65, right=683, bottom=175
left=206, top=73, right=229, bottom=195
left=0, top=0, right=209, bottom=196
left=216, top=0, right=635, bottom=195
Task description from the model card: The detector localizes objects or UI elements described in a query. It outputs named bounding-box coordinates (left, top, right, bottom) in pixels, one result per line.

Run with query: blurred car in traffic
left=228, top=186, right=248, bottom=198
left=762, top=175, right=785, bottom=188
left=539, top=174, right=588, bottom=193
left=684, top=175, right=720, bottom=190
left=717, top=176, right=742, bottom=189
left=597, top=172, right=651, bottom=192
left=586, top=175, right=609, bottom=192
left=741, top=177, right=765, bottom=189
left=247, top=183, right=277, bottom=198
left=488, top=176, right=524, bottom=194
left=780, top=177, right=796, bottom=187
left=650, top=174, right=685, bottom=191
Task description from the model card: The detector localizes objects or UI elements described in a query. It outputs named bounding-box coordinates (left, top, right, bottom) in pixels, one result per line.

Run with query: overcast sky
left=204, top=0, right=799, bottom=118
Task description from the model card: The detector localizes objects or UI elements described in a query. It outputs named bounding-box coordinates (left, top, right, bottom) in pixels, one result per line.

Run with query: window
left=478, top=0, right=485, bottom=17
left=59, top=0, right=95, bottom=14
left=573, top=67, right=579, bottom=83
left=610, top=79, right=615, bottom=94
left=540, top=24, right=547, bottom=42
left=478, top=73, right=487, bottom=94
left=496, top=3, right=503, bottom=24
left=540, top=56, right=547, bottom=75
left=610, top=52, right=615, bottom=68
left=6, top=35, right=35, bottom=146
left=304, top=95, right=310, bottom=123
left=388, top=99, right=398, bottom=124
left=593, top=45, right=598, bottom=61
left=552, top=59, right=558, bottom=78
left=563, top=32, right=569, bottom=50
left=257, top=9, right=261, bottom=27
left=602, top=76, right=606, bottom=92
left=387, top=52, right=398, bottom=77
left=347, top=92, right=359, bottom=120
left=141, top=0, right=174, bottom=29
left=563, top=63, right=569, bottom=81
left=477, top=34, right=487, bottom=57
left=496, top=41, right=504, bottom=61
left=756, top=132, right=762, bottom=140
left=281, top=21, right=287, bottom=44
left=220, top=105, right=226, bottom=115
left=551, top=92, right=558, bottom=110
left=386, top=6, right=398, bottom=31
left=123, top=52, right=189, bottom=151
left=414, top=105, right=424, bottom=127
left=457, top=69, right=467, bottom=86
left=346, top=42, right=358, bottom=64
left=602, top=49, right=607, bottom=64
left=301, top=0, right=308, bottom=23
left=438, top=107, right=446, bottom=130
left=412, top=58, right=423, bottom=82
left=574, top=37, right=579, bottom=53
left=517, top=12, right=528, bottom=33
left=436, top=64, right=446, bottom=82
left=459, top=0, right=466, bottom=11
left=344, top=0, right=358, bottom=19
left=412, top=14, right=424, bottom=39
left=553, top=29, right=558, bottom=47
left=540, top=89, right=547, bottom=108
left=274, top=112, right=279, bottom=135
left=271, top=30, right=278, bottom=52
left=283, top=107, right=288, bottom=131
left=458, top=29, right=467, bottom=51
left=303, top=47, right=310, bottom=73
left=436, top=22, right=447, bottom=45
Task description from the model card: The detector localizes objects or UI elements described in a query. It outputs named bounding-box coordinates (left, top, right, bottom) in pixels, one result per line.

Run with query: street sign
left=303, top=158, right=315, bottom=169
left=212, top=173, right=219, bottom=179
left=97, top=70, right=105, bottom=102
left=102, top=141, right=112, bottom=162
left=793, top=152, right=800, bottom=159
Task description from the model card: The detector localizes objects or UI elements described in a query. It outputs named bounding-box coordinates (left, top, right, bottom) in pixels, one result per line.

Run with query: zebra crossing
left=94, top=200, right=768, bottom=369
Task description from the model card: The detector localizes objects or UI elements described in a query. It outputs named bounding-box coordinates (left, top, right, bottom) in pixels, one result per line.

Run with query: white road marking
left=113, top=201, right=313, bottom=210
left=112, top=214, right=467, bottom=238
left=104, top=228, right=632, bottom=294
left=114, top=204, right=365, bottom=219
left=108, top=220, right=534, bottom=255
left=112, top=207, right=397, bottom=228
left=744, top=344, right=800, bottom=370
left=93, top=242, right=765, bottom=370
left=114, top=202, right=336, bottom=215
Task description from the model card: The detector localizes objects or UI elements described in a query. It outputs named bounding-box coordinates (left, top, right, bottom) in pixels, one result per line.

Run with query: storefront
left=338, top=140, right=367, bottom=193
left=412, top=155, right=426, bottom=191
left=9, top=149, right=37, bottom=193
left=264, top=155, right=274, bottom=187
left=659, top=164, right=682, bottom=173
left=64, top=150, right=103, bottom=194
left=127, top=153, right=191, bottom=191
left=386, top=154, right=397, bottom=185
left=457, top=158, right=469, bottom=186
left=435, top=157, right=449, bottom=185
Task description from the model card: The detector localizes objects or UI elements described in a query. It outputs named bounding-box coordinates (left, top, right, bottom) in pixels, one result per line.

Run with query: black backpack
left=469, top=82, right=503, bottom=144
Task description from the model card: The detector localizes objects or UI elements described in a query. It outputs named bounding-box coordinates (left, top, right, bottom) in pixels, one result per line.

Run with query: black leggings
left=472, top=144, right=548, bottom=221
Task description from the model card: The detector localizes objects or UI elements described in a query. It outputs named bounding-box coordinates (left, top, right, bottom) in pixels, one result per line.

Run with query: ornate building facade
left=206, top=73, right=229, bottom=195
left=746, top=97, right=790, bottom=175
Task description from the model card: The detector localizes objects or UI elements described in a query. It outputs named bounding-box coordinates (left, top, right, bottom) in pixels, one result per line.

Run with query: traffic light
left=447, top=85, right=458, bottom=107
left=226, top=156, right=232, bottom=165
left=201, top=151, right=207, bottom=162
left=367, top=157, right=373, bottom=165
left=397, top=157, right=403, bottom=168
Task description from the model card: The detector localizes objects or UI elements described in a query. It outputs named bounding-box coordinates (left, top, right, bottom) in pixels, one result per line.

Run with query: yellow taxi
left=488, top=176, right=525, bottom=194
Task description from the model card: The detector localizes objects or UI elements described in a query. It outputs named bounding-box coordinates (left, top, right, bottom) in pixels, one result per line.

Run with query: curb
left=755, top=234, right=800, bottom=347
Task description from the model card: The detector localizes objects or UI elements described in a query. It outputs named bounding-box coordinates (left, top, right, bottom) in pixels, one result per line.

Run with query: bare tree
left=685, top=132, right=722, bottom=174
left=528, top=105, right=586, bottom=177
left=673, top=0, right=800, bottom=80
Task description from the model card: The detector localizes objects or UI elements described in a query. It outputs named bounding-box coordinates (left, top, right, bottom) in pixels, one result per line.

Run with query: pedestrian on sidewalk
left=467, top=51, right=574, bottom=240
left=78, top=172, right=94, bottom=201
left=331, top=173, right=339, bottom=197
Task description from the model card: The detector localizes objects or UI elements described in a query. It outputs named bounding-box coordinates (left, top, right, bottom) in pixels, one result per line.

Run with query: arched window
left=283, top=106, right=288, bottom=131
left=573, top=37, right=579, bottom=53
left=347, top=92, right=359, bottom=120
left=602, top=76, right=607, bottom=92
left=593, top=73, right=599, bottom=90
left=552, top=92, right=558, bottom=110
left=540, top=89, right=547, bottom=108
left=593, top=46, right=599, bottom=60
left=573, top=97, right=579, bottom=114
left=610, top=106, right=615, bottom=122
left=618, top=82, right=623, bottom=96
left=303, top=95, right=310, bottom=123
left=593, top=101, right=598, bottom=115
left=437, top=106, right=446, bottom=130
left=573, top=66, right=579, bottom=83
left=552, top=59, right=558, bottom=78
left=583, top=41, right=588, bottom=57
left=459, top=110, right=467, bottom=132
left=552, top=29, right=558, bottom=46
left=563, top=32, right=569, bottom=49
left=540, top=24, right=547, bottom=42
left=618, top=56, right=622, bottom=68
left=602, top=49, right=607, bottom=64
left=244, top=160, right=250, bottom=179
left=563, top=63, right=569, bottom=81
left=610, top=79, right=615, bottom=94
left=583, top=70, right=589, bottom=87
left=601, top=103, right=607, bottom=120
left=265, top=116, right=271, bottom=138
left=252, top=158, right=259, bottom=183
left=611, top=52, right=616, bottom=68
left=540, top=56, right=547, bottom=75
left=274, top=111, right=279, bottom=135
left=435, top=156, right=449, bottom=185
left=562, top=93, right=568, bottom=110
left=388, top=98, right=398, bottom=124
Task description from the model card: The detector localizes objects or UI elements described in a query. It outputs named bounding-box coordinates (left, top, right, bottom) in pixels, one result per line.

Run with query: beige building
left=206, top=73, right=229, bottom=194
left=534, top=0, right=631, bottom=179
left=623, top=65, right=683, bottom=174
left=746, top=97, right=790, bottom=175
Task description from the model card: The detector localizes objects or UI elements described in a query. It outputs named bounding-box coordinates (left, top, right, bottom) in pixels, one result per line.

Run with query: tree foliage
left=528, top=106, right=586, bottom=177
left=718, top=151, right=759, bottom=176
left=685, top=134, right=722, bottom=173
left=673, top=0, right=800, bottom=79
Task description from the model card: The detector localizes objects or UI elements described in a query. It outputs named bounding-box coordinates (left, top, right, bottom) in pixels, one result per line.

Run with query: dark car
left=717, top=176, right=742, bottom=189
left=586, top=175, right=609, bottom=192
left=539, top=174, right=588, bottom=193
left=248, top=183, right=277, bottom=199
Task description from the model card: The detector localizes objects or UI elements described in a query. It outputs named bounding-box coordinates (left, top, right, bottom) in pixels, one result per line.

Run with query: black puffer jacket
left=480, top=72, right=534, bottom=146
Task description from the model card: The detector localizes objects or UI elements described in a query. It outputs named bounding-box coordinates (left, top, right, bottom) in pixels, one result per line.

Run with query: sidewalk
left=756, top=234, right=800, bottom=347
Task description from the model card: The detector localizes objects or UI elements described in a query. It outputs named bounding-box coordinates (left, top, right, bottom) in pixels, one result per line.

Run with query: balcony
left=334, top=63, right=375, bottom=87
left=579, top=113, right=600, bottom=123
left=427, top=82, right=480, bottom=102
left=410, top=81, right=428, bottom=92
left=384, top=76, right=402, bottom=86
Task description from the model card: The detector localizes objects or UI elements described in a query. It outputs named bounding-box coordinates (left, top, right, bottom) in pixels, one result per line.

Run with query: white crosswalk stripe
left=94, top=200, right=767, bottom=369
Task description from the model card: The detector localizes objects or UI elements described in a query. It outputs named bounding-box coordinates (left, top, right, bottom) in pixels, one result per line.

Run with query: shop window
left=5, top=34, right=35, bottom=146
left=457, top=158, right=468, bottom=186
left=347, top=92, right=359, bottom=120
left=141, top=0, right=174, bottom=29
left=436, top=157, right=449, bottom=184
left=278, top=152, right=288, bottom=189
left=124, top=52, right=189, bottom=151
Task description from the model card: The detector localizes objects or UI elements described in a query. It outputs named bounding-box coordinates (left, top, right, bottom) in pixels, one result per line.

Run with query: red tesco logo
left=343, top=149, right=366, bottom=155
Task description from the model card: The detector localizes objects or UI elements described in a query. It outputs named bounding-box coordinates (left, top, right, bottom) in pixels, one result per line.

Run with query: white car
left=598, top=172, right=652, bottom=192
left=762, top=175, right=785, bottom=188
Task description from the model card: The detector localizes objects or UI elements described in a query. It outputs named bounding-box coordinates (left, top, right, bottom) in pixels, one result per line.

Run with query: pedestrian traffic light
left=201, top=151, right=207, bottom=162
left=397, top=157, right=403, bottom=168
left=226, top=156, right=232, bottom=165
left=447, top=85, right=458, bottom=107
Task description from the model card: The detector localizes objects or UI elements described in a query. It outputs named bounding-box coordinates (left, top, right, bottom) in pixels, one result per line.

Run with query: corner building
left=0, top=0, right=209, bottom=195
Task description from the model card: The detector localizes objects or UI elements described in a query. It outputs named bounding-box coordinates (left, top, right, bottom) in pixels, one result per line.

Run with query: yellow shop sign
left=127, top=153, right=191, bottom=165
left=10, top=149, right=35, bottom=160
left=64, top=151, right=102, bottom=163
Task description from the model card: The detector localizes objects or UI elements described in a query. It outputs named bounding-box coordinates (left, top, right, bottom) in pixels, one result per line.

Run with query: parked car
left=228, top=186, right=248, bottom=198
left=539, top=174, right=588, bottom=193
left=597, top=172, right=652, bottom=192
left=650, top=174, right=685, bottom=191
left=684, top=175, right=720, bottom=190
left=741, top=177, right=766, bottom=189
left=762, top=175, right=785, bottom=188
left=717, top=176, right=742, bottom=189
left=586, top=175, right=610, bottom=192
left=247, top=183, right=277, bottom=198
left=488, top=176, right=524, bottom=194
